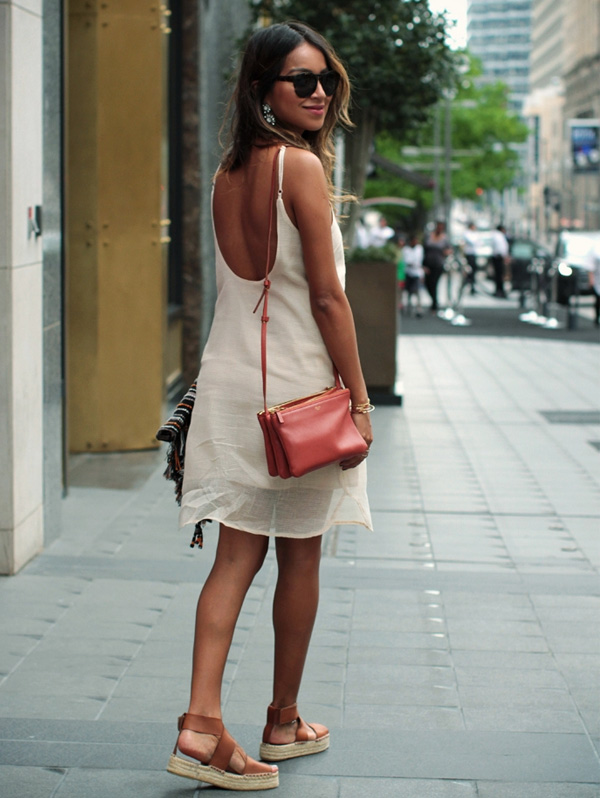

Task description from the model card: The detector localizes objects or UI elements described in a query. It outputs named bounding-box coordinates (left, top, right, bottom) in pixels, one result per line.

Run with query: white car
left=553, top=230, right=600, bottom=302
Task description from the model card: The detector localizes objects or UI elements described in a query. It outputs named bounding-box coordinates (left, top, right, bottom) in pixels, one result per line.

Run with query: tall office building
left=529, top=0, right=564, bottom=93
left=467, top=0, right=532, bottom=114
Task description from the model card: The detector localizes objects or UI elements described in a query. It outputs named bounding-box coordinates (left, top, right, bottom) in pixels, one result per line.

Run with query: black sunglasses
left=275, top=70, right=340, bottom=98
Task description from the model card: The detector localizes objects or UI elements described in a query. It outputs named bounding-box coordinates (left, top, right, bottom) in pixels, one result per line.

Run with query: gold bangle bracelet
left=351, top=402, right=375, bottom=414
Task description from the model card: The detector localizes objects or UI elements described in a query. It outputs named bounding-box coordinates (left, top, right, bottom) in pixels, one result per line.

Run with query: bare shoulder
left=283, top=147, right=329, bottom=211
left=283, top=147, right=326, bottom=183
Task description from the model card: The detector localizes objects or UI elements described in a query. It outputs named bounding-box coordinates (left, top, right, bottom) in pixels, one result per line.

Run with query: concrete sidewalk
left=1, top=335, right=599, bottom=797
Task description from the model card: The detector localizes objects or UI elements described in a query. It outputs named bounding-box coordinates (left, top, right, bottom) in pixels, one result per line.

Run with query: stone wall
left=0, top=0, right=45, bottom=573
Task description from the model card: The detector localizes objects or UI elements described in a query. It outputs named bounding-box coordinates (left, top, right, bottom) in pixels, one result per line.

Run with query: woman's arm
left=284, top=149, right=372, bottom=458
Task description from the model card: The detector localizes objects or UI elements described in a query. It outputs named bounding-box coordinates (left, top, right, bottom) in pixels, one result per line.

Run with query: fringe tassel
left=156, top=384, right=211, bottom=551
left=162, top=439, right=185, bottom=505
left=156, top=382, right=197, bottom=506
left=190, top=520, right=210, bottom=549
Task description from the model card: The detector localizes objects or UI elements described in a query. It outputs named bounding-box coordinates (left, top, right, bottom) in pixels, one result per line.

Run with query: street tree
left=247, top=0, right=457, bottom=232
left=366, top=56, right=529, bottom=232
left=450, top=63, right=528, bottom=197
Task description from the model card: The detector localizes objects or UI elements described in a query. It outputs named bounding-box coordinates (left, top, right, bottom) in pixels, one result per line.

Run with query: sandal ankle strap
left=177, top=712, right=224, bottom=736
left=266, top=703, right=298, bottom=726
left=263, top=703, right=299, bottom=742
left=175, top=712, right=255, bottom=776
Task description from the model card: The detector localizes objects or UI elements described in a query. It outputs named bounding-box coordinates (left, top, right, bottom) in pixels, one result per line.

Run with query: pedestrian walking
left=423, top=220, right=451, bottom=312
left=463, top=221, right=478, bottom=293
left=491, top=224, right=510, bottom=298
left=403, top=234, right=425, bottom=316
left=166, top=21, right=373, bottom=792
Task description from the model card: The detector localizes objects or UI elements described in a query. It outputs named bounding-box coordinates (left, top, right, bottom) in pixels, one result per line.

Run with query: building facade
left=467, top=0, right=532, bottom=114
left=0, top=0, right=250, bottom=574
left=561, top=0, right=600, bottom=231
left=467, top=0, right=532, bottom=230
left=529, top=0, right=564, bottom=92
left=524, top=0, right=600, bottom=241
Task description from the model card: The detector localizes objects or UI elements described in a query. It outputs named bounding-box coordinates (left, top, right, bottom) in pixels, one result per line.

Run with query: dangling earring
left=262, top=103, right=276, bottom=126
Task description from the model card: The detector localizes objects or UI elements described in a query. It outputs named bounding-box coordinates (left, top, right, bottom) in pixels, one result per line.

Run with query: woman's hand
left=340, top=413, right=373, bottom=470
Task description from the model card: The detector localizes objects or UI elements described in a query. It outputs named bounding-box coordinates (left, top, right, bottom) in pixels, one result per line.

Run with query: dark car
left=552, top=230, right=599, bottom=305
left=509, top=238, right=552, bottom=293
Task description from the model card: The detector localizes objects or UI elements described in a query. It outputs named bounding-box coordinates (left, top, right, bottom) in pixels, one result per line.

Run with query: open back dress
left=179, top=147, right=372, bottom=538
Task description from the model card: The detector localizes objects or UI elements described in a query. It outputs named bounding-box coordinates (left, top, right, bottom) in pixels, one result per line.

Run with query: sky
left=428, top=0, right=468, bottom=49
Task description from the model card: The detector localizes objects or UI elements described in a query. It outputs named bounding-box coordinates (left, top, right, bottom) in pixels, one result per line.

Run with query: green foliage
left=451, top=82, right=528, bottom=196
left=368, top=53, right=529, bottom=210
left=248, top=0, right=456, bottom=137
left=346, top=242, right=399, bottom=263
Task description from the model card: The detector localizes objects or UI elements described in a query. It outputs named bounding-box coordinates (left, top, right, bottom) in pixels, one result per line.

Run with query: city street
left=1, top=309, right=599, bottom=797
left=2, top=1, right=598, bottom=794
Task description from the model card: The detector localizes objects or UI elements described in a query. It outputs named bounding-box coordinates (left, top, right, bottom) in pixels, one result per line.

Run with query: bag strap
left=252, top=147, right=281, bottom=414
left=253, top=146, right=341, bottom=414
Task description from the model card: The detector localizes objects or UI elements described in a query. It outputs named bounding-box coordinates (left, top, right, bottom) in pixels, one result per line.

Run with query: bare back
left=213, top=146, right=293, bottom=281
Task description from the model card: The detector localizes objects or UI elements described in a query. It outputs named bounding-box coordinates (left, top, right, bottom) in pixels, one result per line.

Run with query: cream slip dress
left=179, top=147, right=372, bottom=538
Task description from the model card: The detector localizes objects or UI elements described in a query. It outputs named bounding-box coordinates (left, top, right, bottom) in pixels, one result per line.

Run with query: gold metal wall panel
left=66, top=6, right=102, bottom=446
left=66, top=3, right=166, bottom=451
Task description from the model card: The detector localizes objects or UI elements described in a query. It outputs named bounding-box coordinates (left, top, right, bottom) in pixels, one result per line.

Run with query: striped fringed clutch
left=156, top=382, right=197, bottom=505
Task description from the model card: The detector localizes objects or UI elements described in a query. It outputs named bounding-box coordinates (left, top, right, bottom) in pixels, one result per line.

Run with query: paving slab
left=1, top=335, right=599, bottom=796
left=0, top=766, right=66, bottom=798
left=476, top=785, right=600, bottom=798
left=339, top=777, right=478, bottom=797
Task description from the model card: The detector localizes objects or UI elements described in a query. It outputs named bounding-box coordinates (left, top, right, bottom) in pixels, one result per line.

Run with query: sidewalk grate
left=539, top=410, right=600, bottom=425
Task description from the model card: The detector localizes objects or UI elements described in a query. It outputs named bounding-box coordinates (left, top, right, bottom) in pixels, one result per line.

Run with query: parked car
left=508, top=238, right=552, bottom=292
left=552, top=230, right=600, bottom=304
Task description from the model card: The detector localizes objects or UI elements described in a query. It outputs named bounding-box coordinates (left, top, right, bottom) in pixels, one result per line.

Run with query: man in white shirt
left=369, top=217, right=396, bottom=248
left=491, top=224, right=509, bottom=298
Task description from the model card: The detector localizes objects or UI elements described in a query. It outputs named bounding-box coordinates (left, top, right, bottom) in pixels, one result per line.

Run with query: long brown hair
left=219, top=22, right=353, bottom=192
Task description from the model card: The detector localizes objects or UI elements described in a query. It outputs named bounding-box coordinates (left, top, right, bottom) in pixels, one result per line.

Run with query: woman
left=423, top=220, right=451, bottom=312
left=167, top=22, right=373, bottom=791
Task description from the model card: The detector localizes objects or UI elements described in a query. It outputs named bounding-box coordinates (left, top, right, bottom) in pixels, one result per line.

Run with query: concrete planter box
left=345, top=260, right=398, bottom=394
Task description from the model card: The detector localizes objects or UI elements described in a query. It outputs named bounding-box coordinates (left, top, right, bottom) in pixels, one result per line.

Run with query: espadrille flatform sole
left=167, top=753, right=278, bottom=790
left=167, top=712, right=278, bottom=791
left=260, top=703, right=330, bottom=762
left=259, top=733, right=330, bottom=762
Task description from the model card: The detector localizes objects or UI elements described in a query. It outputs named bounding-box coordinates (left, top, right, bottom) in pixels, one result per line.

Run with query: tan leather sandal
left=167, top=712, right=279, bottom=791
left=259, top=703, right=330, bottom=762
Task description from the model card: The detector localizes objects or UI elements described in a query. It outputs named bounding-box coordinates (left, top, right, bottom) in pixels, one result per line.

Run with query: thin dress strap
left=277, top=146, right=286, bottom=198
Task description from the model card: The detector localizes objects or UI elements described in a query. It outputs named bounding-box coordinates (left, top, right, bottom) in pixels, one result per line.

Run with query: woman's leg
left=178, top=524, right=273, bottom=770
left=425, top=267, right=441, bottom=310
left=415, top=283, right=423, bottom=314
left=266, top=535, right=323, bottom=744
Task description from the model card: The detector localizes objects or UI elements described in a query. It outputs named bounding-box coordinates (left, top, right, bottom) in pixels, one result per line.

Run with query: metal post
left=543, top=267, right=562, bottom=329
left=433, top=104, right=441, bottom=219
left=568, top=276, right=580, bottom=330
left=443, top=95, right=452, bottom=234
